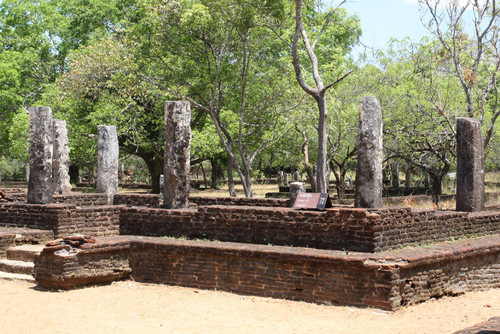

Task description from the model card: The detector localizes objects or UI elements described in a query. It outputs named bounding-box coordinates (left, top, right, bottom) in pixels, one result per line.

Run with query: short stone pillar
left=96, top=125, right=119, bottom=204
left=27, top=107, right=54, bottom=204
left=159, top=174, right=164, bottom=205
left=289, top=182, right=306, bottom=207
left=284, top=173, right=289, bottom=186
left=293, top=171, right=300, bottom=182
left=164, top=101, right=191, bottom=209
left=52, top=119, right=72, bottom=194
left=456, top=118, right=485, bottom=212
left=278, top=171, right=284, bottom=187
left=355, top=96, right=383, bottom=208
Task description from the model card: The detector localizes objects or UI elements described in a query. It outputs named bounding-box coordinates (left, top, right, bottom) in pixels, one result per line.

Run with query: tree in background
left=291, top=0, right=360, bottom=193
left=420, top=0, right=499, bottom=148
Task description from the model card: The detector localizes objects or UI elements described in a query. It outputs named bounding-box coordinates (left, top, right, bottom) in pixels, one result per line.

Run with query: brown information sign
left=293, top=193, right=332, bottom=210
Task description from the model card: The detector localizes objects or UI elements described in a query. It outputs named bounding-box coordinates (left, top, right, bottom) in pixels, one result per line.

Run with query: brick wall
left=113, top=194, right=289, bottom=208
left=189, top=196, right=289, bottom=208
left=113, top=194, right=160, bottom=207
left=32, top=234, right=500, bottom=310
left=0, top=203, right=121, bottom=238
left=34, top=237, right=130, bottom=289
left=120, top=205, right=500, bottom=252
left=53, top=194, right=108, bottom=206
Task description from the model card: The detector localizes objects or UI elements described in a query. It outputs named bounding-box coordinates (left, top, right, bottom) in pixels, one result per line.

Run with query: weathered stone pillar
left=27, top=107, right=54, bottom=204
left=96, top=125, right=119, bottom=204
left=284, top=173, right=289, bottom=186
left=159, top=174, right=164, bottom=206
left=456, top=118, right=485, bottom=212
left=278, top=171, right=284, bottom=187
left=355, top=96, right=383, bottom=208
left=289, top=181, right=306, bottom=207
left=293, top=171, right=300, bottom=182
left=164, top=101, right=191, bottom=209
left=52, top=119, right=72, bottom=194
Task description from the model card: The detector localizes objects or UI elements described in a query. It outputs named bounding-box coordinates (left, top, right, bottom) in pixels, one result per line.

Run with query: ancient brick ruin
left=0, top=100, right=498, bottom=311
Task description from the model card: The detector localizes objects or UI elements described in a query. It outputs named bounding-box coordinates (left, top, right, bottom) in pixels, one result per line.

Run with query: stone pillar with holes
left=355, top=96, right=383, bottom=208
left=456, top=118, right=485, bottom=212
left=27, top=107, right=54, bottom=204
left=164, top=101, right=191, bottom=209
left=96, top=125, right=119, bottom=204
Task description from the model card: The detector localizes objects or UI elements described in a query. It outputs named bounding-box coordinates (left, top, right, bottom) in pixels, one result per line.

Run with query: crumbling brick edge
left=33, top=234, right=500, bottom=310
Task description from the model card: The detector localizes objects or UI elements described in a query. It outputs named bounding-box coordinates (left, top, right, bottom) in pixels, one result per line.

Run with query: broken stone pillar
left=278, top=171, right=284, bottom=187
left=96, top=125, right=119, bottom=204
left=290, top=181, right=306, bottom=207
left=456, top=118, right=485, bottom=212
left=159, top=174, right=164, bottom=206
left=27, top=107, right=54, bottom=204
left=164, top=101, right=191, bottom=209
left=355, top=96, right=383, bottom=208
left=52, top=119, right=72, bottom=194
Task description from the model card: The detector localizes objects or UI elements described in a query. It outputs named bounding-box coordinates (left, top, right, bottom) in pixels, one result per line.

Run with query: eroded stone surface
left=456, top=118, right=485, bottom=212
left=164, top=101, right=191, bottom=209
left=355, top=96, right=383, bottom=208
left=289, top=182, right=306, bottom=207
left=52, top=119, right=72, bottom=194
left=96, top=125, right=119, bottom=204
left=27, top=107, right=54, bottom=204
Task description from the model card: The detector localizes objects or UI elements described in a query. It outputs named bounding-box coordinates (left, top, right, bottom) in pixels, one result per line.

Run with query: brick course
left=120, top=205, right=500, bottom=252
left=33, top=234, right=500, bottom=310
left=0, top=203, right=122, bottom=238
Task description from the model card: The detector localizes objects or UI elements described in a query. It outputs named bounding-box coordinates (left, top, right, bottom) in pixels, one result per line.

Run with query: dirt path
left=0, top=279, right=498, bottom=334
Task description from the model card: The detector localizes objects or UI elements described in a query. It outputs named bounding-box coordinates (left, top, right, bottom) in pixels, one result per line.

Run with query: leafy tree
left=377, top=38, right=466, bottom=205
left=419, top=0, right=499, bottom=148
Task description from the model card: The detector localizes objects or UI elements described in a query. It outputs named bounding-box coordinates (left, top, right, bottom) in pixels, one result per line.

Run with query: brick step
left=6, top=244, right=45, bottom=262
left=0, top=259, right=34, bottom=275
left=0, top=270, right=35, bottom=283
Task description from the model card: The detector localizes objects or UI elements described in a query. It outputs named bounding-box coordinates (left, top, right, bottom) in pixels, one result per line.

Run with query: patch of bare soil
left=0, top=279, right=498, bottom=334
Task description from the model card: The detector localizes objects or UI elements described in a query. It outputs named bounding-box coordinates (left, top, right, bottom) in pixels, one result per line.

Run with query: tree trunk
left=210, top=159, right=219, bottom=189
left=227, top=159, right=236, bottom=197
left=69, top=164, right=79, bottom=185
left=429, top=173, right=443, bottom=209
left=315, top=94, right=328, bottom=193
left=330, top=161, right=346, bottom=199
left=145, top=156, right=164, bottom=194
left=391, top=161, right=399, bottom=189
left=405, top=164, right=412, bottom=190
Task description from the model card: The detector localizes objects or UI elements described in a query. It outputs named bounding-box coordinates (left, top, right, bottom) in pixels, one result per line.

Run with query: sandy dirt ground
left=0, top=279, right=498, bottom=334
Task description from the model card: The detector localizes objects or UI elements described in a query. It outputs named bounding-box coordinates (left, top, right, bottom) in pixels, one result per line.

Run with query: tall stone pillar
left=355, top=96, right=383, bottom=208
left=52, top=119, right=72, bottom=194
left=96, top=125, right=119, bottom=204
left=164, top=101, right=191, bottom=209
left=27, top=107, right=54, bottom=204
left=456, top=118, right=485, bottom=212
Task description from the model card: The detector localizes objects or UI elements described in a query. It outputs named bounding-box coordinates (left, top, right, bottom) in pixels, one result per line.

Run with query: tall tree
left=420, top=0, right=499, bottom=148
left=291, top=0, right=360, bottom=192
